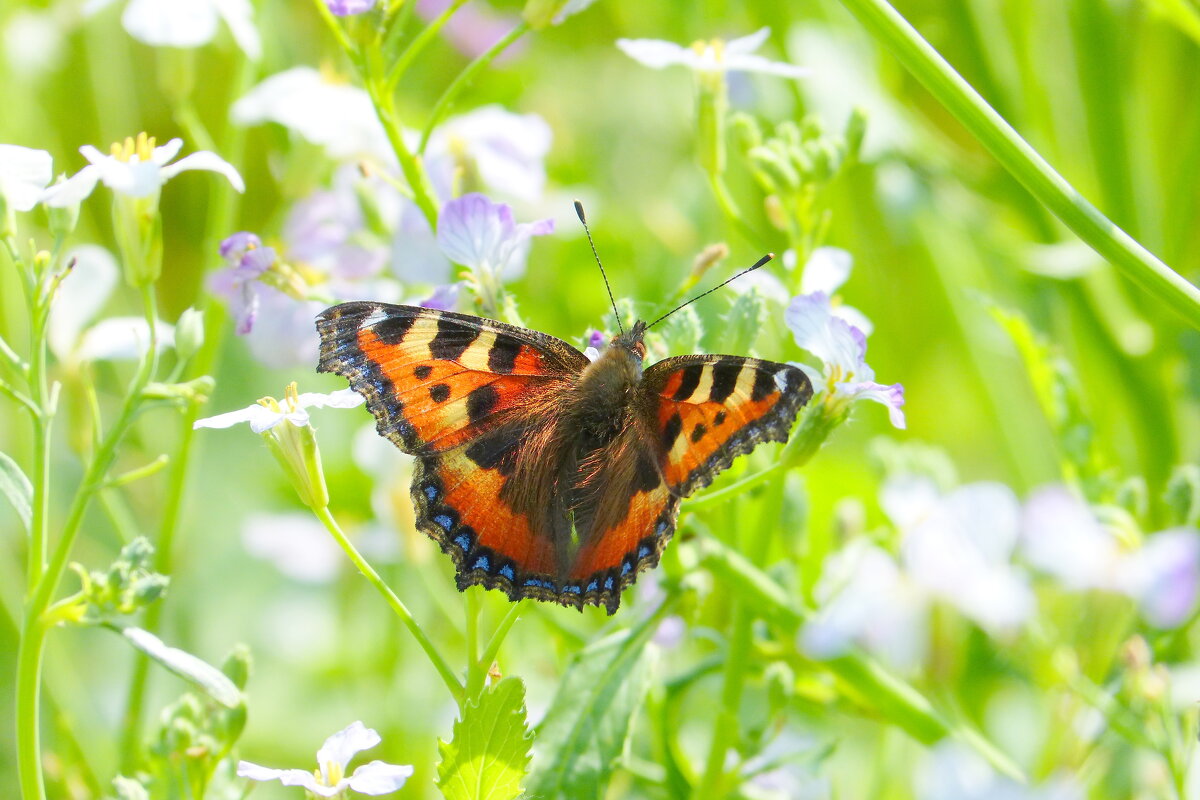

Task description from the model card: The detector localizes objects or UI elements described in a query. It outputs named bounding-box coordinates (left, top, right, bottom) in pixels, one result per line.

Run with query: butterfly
left=315, top=207, right=812, bottom=614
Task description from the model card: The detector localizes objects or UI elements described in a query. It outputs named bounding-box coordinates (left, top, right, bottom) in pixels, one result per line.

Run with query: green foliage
left=0, top=450, right=32, bottom=533
left=436, top=677, right=532, bottom=800
left=527, top=626, right=656, bottom=799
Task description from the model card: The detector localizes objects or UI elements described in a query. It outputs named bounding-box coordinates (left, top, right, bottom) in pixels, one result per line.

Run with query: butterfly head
left=610, top=319, right=648, bottom=361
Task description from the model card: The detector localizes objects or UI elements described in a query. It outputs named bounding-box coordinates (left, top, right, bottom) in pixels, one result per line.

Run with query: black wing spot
left=488, top=337, right=522, bottom=374
left=429, top=384, right=451, bottom=403
left=714, top=411, right=727, bottom=426
left=429, top=317, right=479, bottom=360
left=414, top=365, right=433, bottom=380
left=663, top=412, right=683, bottom=449
left=691, top=423, right=707, bottom=443
left=751, top=367, right=778, bottom=402
left=374, top=313, right=418, bottom=345
left=672, top=364, right=703, bottom=401
left=635, top=450, right=661, bottom=492
left=465, top=433, right=518, bottom=475
left=710, top=359, right=743, bottom=404
left=466, top=384, right=499, bottom=423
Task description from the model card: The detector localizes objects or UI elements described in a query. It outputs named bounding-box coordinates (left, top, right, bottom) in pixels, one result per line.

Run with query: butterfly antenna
left=645, top=253, right=775, bottom=330
left=575, top=200, right=624, bottom=335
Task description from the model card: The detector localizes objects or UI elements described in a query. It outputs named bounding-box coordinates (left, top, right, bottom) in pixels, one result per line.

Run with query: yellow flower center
left=256, top=382, right=301, bottom=415
left=689, top=38, right=725, bottom=67
left=321, top=760, right=345, bottom=786
left=109, top=132, right=157, bottom=162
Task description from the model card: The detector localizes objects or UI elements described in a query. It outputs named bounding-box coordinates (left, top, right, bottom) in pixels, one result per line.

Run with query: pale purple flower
left=800, top=540, right=927, bottom=670
left=798, top=247, right=873, bottom=335
left=238, top=721, right=412, bottom=797
left=209, top=232, right=278, bottom=335
left=0, top=144, right=52, bottom=212
left=84, top=0, right=261, bottom=59
left=785, top=291, right=905, bottom=428
left=416, top=0, right=525, bottom=60
left=1118, top=529, right=1200, bottom=628
left=437, top=193, right=553, bottom=280
left=891, top=477, right=1034, bottom=634
left=194, top=387, right=363, bottom=434
left=419, top=283, right=460, bottom=311
left=1019, top=487, right=1122, bottom=590
left=327, top=0, right=376, bottom=15
left=617, top=27, right=809, bottom=80
left=42, top=134, right=244, bottom=207
left=425, top=106, right=553, bottom=203
left=917, top=741, right=1083, bottom=800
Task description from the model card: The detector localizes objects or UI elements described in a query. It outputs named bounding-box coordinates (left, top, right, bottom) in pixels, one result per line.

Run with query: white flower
left=194, top=386, right=363, bottom=434
left=1019, top=487, right=1123, bottom=590
left=85, top=0, right=261, bottom=59
left=917, top=741, right=1084, bottom=800
left=3, top=11, right=66, bottom=78
left=616, top=27, right=809, bottom=79
left=238, top=721, right=413, bottom=797
left=436, top=193, right=553, bottom=280
left=48, top=245, right=175, bottom=362
left=232, top=67, right=392, bottom=162
left=42, top=133, right=244, bottom=207
left=0, top=144, right=52, bottom=213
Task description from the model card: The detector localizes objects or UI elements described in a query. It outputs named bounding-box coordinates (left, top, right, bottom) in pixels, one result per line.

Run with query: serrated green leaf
left=526, top=628, right=656, bottom=799
left=437, top=677, right=532, bottom=800
left=118, top=627, right=242, bottom=708
left=0, top=451, right=32, bottom=533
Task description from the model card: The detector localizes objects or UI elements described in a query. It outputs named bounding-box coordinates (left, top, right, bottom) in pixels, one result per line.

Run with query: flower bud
left=844, top=107, right=868, bottom=163
left=132, top=574, right=170, bottom=606
left=221, top=644, right=253, bottom=690
left=1164, top=464, right=1200, bottom=528
left=113, top=193, right=164, bottom=287
left=174, top=307, right=205, bottom=363
left=723, top=284, right=763, bottom=354
left=47, top=192, right=80, bottom=239
left=695, top=67, right=728, bottom=175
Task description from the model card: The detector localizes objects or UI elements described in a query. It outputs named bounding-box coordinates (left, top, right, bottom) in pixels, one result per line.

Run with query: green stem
left=417, top=21, right=530, bottom=153
left=16, top=289, right=161, bottom=800
left=478, top=599, right=527, bottom=675
left=386, top=0, right=471, bottom=91
left=312, top=504, right=464, bottom=705
left=832, top=0, right=1200, bottom=325
left=369, top=84, right=441, bottom=229
left=464, top=588, right=484, bottom=702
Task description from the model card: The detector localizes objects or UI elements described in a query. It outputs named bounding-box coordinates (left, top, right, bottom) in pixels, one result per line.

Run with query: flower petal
left=316, top=721, right=381, bottom=772
left=724, top=53, right=811, bottom=79
left=347, top=761, right=415, bottom=794
left=77, top=317, right=175, bottom=362
left=151, top=138, right=185, bottom=165
left=1119, top=529, right=1200, bottom=628
left=724, top=26, right=770, bottom=56
left=236, top=762, right=322, bottom=791
left=194, top=403, right=281, bottom=432
left=0, top=144, right=52, bottom=211
left=843, top=380, right=905, bottom=429
left=800, top=246, right=853, bottom=295
left=159, top=150, right=245, bottom=192
left=297, top=387, right=366, bottom=411
left=120, top=0, right=219, bottom=48
left=212, top=0, right=262, bottom=59
left=41, top=165, right=102, bottom=207
left=326, top=0, right=377, bottom=15
left=785, top=292, right=863, bottom=373
left=1020, top=486, right=1120, bottom=590
left=48, top=245, right=119, bottom=358
left=429, top=106, right=552, bottom=202
left=615, top=37, right=695, bottom=69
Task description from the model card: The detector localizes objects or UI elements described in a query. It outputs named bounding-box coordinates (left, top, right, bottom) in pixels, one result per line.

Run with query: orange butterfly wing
left=565, top=356, right=812, bottom=611
left=317, top=302, right=588, bottom=604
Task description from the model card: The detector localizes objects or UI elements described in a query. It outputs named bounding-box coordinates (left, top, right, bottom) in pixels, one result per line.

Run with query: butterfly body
left=317, top=302, right=811, bottom=613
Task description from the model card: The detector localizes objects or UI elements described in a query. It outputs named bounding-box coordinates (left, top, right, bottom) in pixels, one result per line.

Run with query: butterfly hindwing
left=316, top=302, right=588, bottom=454
left=641, top=355, right=812, bottom=496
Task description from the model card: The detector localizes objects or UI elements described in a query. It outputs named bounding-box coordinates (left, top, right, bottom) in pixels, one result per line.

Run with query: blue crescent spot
left=499, top=564, right=515, bottom=580
left=424, top=485, right=439, bottom=501
left=472, top=556, right=490, bottom=572
left=433, top=514, right=453, bottom=531
left=524, top=577, right=544, bottom=588
left=564, top=584, right=581, bottom=594
left=638, top=545, right=651, bottom=560
left=604, top=576, right=614, bottom=590
left=656, top=521, right=669, bottom=535
left=621, top=561, right=632, bottom=575
left=586, top=579, right=599, bottom=592
left=453, top=533, right=471, bottom=551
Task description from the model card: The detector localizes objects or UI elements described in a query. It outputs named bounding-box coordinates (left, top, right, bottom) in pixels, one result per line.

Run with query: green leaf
left=526, top=628, right=656, bottom=799
left=117, top=627, right=242, bottom=708
left=0, top=451, right=32, bottom=533
left=436, top=677, right=532, bottom=800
